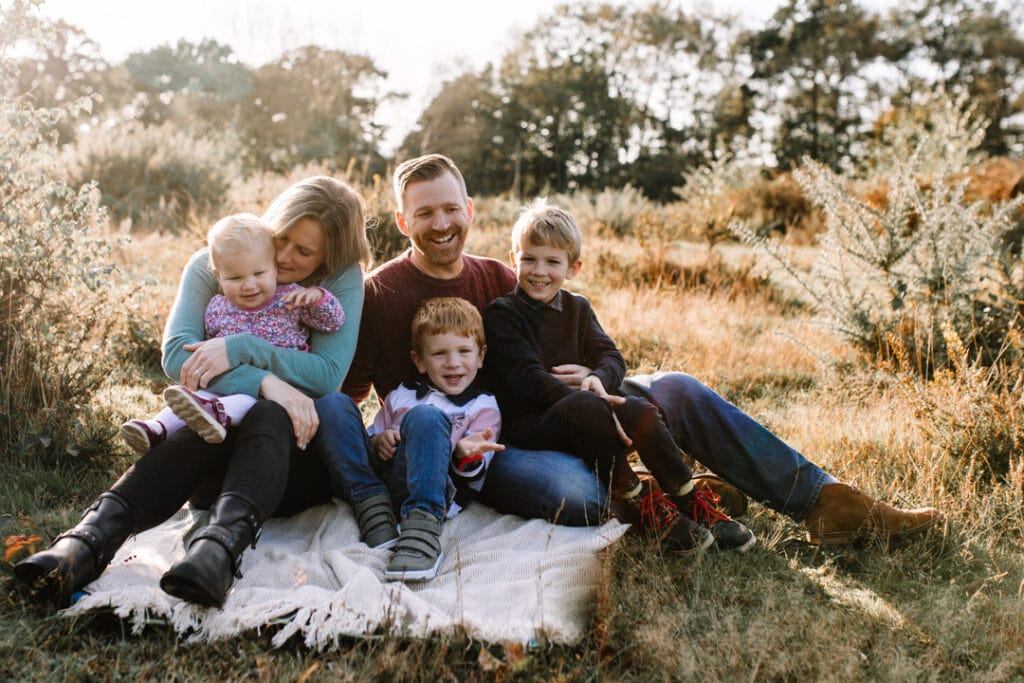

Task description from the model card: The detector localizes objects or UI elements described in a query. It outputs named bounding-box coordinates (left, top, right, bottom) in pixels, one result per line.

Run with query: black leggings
left=111, top=399, right=333, bottom=530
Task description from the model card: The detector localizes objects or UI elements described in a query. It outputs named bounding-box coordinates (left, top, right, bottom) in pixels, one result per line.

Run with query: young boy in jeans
left=484, top=199, right=755, bottom=555
left=317, top=297, right=503, bottom=581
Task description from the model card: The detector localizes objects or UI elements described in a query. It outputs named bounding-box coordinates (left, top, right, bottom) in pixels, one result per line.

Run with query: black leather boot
left=159, top=493, right=263, bottom=608
left=14, top=492, right=135, bottom=608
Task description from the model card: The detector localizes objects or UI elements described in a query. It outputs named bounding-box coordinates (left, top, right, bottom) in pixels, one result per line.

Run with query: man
left=342, top=153, right=942, bottom=544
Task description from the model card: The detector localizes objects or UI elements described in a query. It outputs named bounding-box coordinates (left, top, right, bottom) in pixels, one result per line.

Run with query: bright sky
left=35, top=0, right=892, bottom=151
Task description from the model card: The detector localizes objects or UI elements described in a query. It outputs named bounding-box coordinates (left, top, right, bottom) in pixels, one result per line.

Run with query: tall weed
left=64, top=121, right=238, bottom=231
left=0, top=2, right=129, bottom=463
left=735, top=94, right=1024, bottom=375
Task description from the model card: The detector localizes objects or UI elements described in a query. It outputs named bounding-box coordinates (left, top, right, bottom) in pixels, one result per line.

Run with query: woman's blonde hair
left=262, top=175, right=371, bottom=282
left=206, top=213, right=275, bottom=273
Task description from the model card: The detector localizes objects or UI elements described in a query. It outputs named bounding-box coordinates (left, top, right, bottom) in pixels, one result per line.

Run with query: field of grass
left=2, top=221, right=1023, bottom=682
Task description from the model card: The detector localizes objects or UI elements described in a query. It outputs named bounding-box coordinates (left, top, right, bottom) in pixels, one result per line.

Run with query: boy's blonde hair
left=510, top=198, right=582, bottom=263
left=411, top=297, right=485, bottom=354
left=207, top=213, right=275, bottom=273
left=393, top=153, right=468, bottom=213
left=262, top=175, right=371, bottom=283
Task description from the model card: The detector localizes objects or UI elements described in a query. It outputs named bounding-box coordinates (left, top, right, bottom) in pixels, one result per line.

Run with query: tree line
left=9, top=0, right=1024, bottom=201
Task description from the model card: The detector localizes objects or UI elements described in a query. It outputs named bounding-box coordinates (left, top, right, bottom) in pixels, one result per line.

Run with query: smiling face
left=274, top=216, right=327, bottom=284
left=510, top=238, right=582, bottom=304
left=215, top=244, right=278, bottom=310
left=395, top=171, right=474, bottom=279
left=412, top=332, right=485, bottom=396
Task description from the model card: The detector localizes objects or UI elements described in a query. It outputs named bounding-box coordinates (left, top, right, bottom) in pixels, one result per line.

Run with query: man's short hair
left=411, top=297, right=485, bottom=354
left=393, top=153, right=468, bottom=212
left=510, top=198, right=583, bottom=263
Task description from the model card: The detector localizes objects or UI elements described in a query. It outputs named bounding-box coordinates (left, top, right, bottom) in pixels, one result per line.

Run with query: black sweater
left=483, top=286, right=626, bottom=438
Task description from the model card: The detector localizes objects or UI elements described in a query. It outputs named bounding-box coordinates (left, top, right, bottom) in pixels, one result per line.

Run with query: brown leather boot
left=691, top=473, right=748, bottom=518
left=804, top=483, right=943, bottom=545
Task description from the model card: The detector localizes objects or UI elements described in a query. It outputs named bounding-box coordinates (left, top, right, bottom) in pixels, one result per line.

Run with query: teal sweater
left=161, top=248, right=364, bottom=398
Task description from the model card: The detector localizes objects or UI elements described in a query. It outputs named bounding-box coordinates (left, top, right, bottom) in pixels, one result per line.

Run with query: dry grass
left=3, top=213, right=1024, bottom=681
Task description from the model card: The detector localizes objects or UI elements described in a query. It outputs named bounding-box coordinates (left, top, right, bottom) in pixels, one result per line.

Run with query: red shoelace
left=639, top=489, right=680, bottom=531
left=688, top=489, right=730, bottom=526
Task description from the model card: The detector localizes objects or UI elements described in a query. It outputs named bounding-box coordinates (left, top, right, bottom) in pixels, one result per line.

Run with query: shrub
left=0, top=2, right=130, bottom=463
left=63, top=121, right=238, bottom=231
left=896, top=322, right=1023, bottom=484
left=735, top=94, right=1024, bottom=375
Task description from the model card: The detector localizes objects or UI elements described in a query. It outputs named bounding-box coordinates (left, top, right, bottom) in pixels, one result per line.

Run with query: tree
left=123, top=38, right=252, bottom=130
left=9, top=14, right=110, bottom=143
left=240, top=46, right=388, bottom=176
left=745, top=0, right=890, bottom=171
left=889, top=0, right=1024, bottom=156
left=400, top=68, right=513, bottom=196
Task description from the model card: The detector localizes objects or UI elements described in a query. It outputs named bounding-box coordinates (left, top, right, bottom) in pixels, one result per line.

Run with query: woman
left=15, top=176, right=371, bottom=609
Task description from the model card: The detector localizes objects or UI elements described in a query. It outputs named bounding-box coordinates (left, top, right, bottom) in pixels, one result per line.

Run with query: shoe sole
left=719, top=534, right=757, bottom=553
left=670, top=528, right=715, bottom=559
left=160, top=572, right=224, bottom=608
left=383, top=551, right=443, bottom=582
left=164, top=387, right=226, bottom=444
left=119, top=422, right=152, bottom=454
left=806, top=515, right=941, bottom=546
left=368, top=537, right=399, bottom=550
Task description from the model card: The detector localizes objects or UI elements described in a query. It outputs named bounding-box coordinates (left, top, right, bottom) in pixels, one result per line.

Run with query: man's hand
left=371, top=429, right=400, bottom=461
left=550, top=364, right=592, bottom=387
left=181, top=337, right=230, bottom=390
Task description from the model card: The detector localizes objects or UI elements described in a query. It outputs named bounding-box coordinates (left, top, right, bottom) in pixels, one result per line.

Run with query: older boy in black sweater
left=484, top=199, right=755, bottom=554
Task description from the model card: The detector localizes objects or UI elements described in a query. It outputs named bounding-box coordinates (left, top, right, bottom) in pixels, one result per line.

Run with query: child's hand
left=371, top=429, right=400, bottom=461
left=580, top=376, right=631, bottom=447
left=580, top=375, right=625, bottom=404
left=282, top=286, right=324, bottom=309
left=453, top=428, right=504, bottom=473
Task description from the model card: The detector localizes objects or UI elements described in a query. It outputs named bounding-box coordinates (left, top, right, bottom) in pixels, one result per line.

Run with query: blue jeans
left=314, top=393, right=450, bottom=521
left=621, top=373, right=827, bottom=520
left=477, top=372, right=828, bottom=525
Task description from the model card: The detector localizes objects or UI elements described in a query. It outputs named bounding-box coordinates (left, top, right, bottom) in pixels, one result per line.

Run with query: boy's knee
left=564, top=390, right=613, bottom=416
left=401, top=404, right=450, bottom=434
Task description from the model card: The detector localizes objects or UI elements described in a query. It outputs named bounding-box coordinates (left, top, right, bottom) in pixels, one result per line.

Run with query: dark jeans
left=111, top=400, right=333, bottom=530
left=509, top=392, right=691, bottom=493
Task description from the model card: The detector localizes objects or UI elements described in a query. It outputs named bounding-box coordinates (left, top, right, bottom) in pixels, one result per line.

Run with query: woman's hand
left=370, top=429, right=400, bottom=461
left=181, top=337, right=230, bottom=390
left=259, top=374, right=319, bottom=450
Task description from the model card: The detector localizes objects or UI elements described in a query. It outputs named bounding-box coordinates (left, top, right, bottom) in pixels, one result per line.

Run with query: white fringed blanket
left=64, top=502, right=627, bottom=649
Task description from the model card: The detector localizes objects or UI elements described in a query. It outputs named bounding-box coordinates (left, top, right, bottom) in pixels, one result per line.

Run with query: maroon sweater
left=342, top=250, right=517, bottom=402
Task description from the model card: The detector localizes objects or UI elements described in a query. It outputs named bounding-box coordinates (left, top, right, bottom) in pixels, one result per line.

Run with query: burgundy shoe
left=163, top=385, right=230, bottom=443
left=119, top=420, right=166, bottom=454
